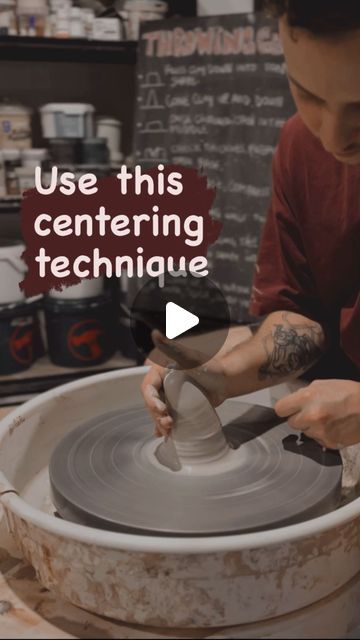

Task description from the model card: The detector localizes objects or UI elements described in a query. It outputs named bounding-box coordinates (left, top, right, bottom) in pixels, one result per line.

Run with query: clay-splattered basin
left=0, top=367, right=359, bottom=629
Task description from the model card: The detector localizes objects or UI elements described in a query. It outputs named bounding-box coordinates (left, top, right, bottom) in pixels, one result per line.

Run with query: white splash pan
left=0, top=367, right=359, bottom=629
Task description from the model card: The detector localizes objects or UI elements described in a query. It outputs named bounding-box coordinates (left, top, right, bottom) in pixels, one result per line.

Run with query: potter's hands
left=141, top=362, right=171, bottom=438
left=141, top=330, right=228, bottom=437
left=275, top=379, right=360, bottom=449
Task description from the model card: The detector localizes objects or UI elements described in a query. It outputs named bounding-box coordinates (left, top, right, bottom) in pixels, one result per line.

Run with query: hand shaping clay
left=155, top=370, right=231, bottom=474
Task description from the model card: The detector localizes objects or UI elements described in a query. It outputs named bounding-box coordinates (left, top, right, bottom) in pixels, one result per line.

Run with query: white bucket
left=21, top=148, right=48, bottom=169
left=0, top=368, right=359, bottom=631
left=0, top=243, right=26, bottom=304
left=48, top=277, right=105, bottom=300
left=15, top=166, right=35, bottom=193
left=40, top=103, right=95, bottom=139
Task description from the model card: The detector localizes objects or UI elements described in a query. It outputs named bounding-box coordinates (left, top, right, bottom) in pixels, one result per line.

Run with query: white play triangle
left=166, top=302, right=199, bottom=340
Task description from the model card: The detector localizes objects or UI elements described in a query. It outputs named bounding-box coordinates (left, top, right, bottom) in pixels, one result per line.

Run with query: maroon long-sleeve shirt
left=250, top=114, right=360, bottom=379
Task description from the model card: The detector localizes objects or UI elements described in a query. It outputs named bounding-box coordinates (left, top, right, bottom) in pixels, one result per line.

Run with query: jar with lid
left=2, top=149, right=21, bottom=196
left=96, top=117, right=122, bottom=163
left=0, top=103, right=32, bottom=150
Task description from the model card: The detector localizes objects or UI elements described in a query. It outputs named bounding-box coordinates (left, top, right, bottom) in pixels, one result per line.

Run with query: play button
left=129, top=271, right=231, bottom=369
left=166, top=303, right=199, bottom=340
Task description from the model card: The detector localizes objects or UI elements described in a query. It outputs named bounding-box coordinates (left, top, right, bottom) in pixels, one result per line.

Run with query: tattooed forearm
left=258, top=312, right=324, bottom=381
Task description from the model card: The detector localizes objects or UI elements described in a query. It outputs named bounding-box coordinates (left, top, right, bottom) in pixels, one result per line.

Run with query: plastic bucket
left=40, top=103, right=95, bottom=139
left=0, top=299, right=43, bottom=375
left=48, top=277, right=105, bottom=301
left=80, top=138, right=109, bottom=165
left=0, top=243, right=27, bottom=305
left=44, top=294, right=117, bottom=368
left=49, top=139, right=81, bottom=166
left=21, top=148, right=48, bottom=169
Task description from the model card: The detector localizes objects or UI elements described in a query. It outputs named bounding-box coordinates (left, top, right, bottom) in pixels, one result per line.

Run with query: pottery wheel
left=49, top=401, right=343, bottom=536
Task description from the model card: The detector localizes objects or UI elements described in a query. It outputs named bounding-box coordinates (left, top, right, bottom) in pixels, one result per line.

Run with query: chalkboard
left=133, top=13, right=296, bottom=322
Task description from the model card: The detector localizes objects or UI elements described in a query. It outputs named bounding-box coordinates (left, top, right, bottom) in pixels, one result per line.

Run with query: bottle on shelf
left=16, top=0, right=48, bottom=37
left=0, top=0, right=17, bottom=36
left=69, top=6, right=85, bottom=38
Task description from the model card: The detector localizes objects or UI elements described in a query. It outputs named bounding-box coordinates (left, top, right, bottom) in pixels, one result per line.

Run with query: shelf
left=0, top=36, right=137, bottom=64
left=0, top=354, right=137, bottom=405
left=0, top=197, right=21, bottom=214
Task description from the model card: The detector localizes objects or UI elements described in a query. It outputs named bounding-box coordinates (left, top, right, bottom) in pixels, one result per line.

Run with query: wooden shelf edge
left=0, top=36, right=138, bottom=64
left=0, top=198, right=21, bottom=215
left=0, top=354, right=138, bottom=405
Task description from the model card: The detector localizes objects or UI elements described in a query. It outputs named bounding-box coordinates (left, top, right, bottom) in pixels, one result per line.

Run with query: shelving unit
left=0, top=34, right=141, bottom=398
left=0, top=36, right=137, bottom=64
left=0, top=35, right=138, bottom=215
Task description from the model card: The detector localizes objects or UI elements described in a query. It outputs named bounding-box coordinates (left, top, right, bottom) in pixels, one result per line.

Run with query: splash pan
left=0, top=368, right=359, bottom=629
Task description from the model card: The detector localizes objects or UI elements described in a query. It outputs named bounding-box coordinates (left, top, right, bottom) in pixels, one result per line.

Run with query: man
left=142, top=0, right=360, bottom=450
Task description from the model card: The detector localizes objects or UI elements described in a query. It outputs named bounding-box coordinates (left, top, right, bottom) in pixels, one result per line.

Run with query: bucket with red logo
left=0, top=299, right=43, bottom=375
left=44, top=293, right=117, bottom=368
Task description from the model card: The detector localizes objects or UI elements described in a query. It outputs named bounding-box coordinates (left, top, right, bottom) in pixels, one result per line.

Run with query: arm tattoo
left=258, top=312, right=324, bottom=381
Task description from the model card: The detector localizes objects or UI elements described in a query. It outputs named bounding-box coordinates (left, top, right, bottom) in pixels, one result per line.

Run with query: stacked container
left=0, top=242, right=43, bottom=375
left=45, top=279, right=118, bottom=368
left=0, top=98, right=125, bottom=372
left=40, top=102, right=123, bottom=174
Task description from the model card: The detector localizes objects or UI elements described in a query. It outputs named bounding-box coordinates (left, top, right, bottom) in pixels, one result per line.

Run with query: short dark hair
left=261, top=0, right=360, bottom=35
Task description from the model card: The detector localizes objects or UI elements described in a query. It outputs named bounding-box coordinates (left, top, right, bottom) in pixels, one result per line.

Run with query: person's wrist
left=343, top=381, right=360, bottom=422
left=216, top=355, right=231, bottom=401
left=220, top=352, right=248, bottom=399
